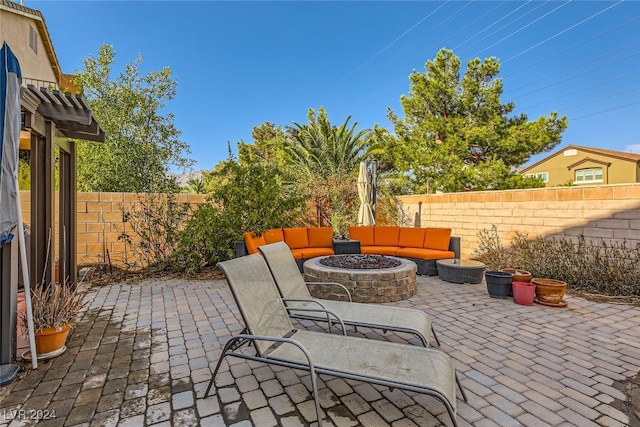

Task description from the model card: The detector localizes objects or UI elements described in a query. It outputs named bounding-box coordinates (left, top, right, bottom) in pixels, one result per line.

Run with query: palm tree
left=284, top=107, right=376, bottom=227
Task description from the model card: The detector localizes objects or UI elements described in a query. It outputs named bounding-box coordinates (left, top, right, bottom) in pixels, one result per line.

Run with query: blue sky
left=30, top=0, right=640, bottom=172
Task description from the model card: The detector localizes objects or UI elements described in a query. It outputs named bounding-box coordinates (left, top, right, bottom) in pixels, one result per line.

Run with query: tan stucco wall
left=0, top=7, right=56, bottom=84
left=397, top=184, right=640, bottom=259
left=523, top=147, right=640, bottom=187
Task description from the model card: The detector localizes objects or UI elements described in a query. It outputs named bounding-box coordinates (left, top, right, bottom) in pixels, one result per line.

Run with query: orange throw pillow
left=264, top=228, right=284, bottom=244
left=423, top=228, right=452, bottom=251
left=349, top=226, right=374, bottom=246
left=243, top=231, right=266, bottom=254
left=283, top=227, right=309, bottom=249
left=374, top=226, right=400, bottom=246
left=308, top=227, right=333, bottom=248
left=398, top=227, right=426, bottom=248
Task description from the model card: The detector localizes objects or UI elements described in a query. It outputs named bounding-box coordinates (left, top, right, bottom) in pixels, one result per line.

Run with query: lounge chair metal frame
left=208, top=254, right=459, bottom=427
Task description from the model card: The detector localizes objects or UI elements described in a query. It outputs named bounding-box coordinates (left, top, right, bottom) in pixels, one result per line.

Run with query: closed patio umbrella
left=357, top=161, right=375, bottom=226
left=0, top=42, right=37, bottom=375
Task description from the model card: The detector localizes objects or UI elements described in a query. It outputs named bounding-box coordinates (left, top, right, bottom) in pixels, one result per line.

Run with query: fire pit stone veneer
left=303, top=255, right=418, bottom=303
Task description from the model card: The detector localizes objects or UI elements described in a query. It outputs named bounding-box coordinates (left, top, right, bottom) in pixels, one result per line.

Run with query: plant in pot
left=20, top=282, right=86, bottom=359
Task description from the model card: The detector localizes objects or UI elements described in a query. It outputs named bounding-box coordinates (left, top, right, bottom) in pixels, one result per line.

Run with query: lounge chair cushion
left=424, top=228, right=452, bottom=251
left=349, top=226, right=374, bottom=246
left=398, top=227, right=427, bottom=248
left=264, top=228, right=285, bottom=244
left=307, top=227, right=334, bottom=248
left=244, top=232, right=266, bottom=254
left=374, top=226, right=400, bottom=246
left=284, top=227, right=309, bottom=249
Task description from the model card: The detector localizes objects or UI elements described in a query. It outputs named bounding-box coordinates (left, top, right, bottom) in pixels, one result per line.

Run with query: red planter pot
left=512, top=281, right=535, bottom=306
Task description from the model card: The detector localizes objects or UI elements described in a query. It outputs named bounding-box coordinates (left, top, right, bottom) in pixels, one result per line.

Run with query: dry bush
left=474, top=226, right=640, bottom=299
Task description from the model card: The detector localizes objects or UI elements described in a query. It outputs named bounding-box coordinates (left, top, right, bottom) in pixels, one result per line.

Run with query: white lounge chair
left=259, top=241, right=441, bottom=345
left=208, top=254, right=459, bottom=427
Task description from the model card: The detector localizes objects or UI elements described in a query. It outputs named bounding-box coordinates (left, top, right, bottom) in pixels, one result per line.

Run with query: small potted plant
left=20, top=282, right=86, bottom=357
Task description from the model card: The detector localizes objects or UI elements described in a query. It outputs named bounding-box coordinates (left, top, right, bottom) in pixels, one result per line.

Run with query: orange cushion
left=283, top=227, right=309, bottom=249
left=307, top=227, right=333, bottom=248
left=398, top=227, right=426, bottom=248
left=424, top=228, right=452, bottom=251
left=360, top=246, right=398, bottom=256
left=243, top=232, right=266, bottom=255
left=301, top=247, right=334, bottom=258
left=264, top=228, right=284, bottom=244
left=349, top=226, right=374, bottom=246
left=396, top=247, right=455, bottom=260
left=289, top=249, right=304, bottom=260
left=374, top=226, right=400, bottom=246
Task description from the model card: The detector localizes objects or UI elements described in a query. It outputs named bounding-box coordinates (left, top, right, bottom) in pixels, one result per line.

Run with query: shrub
left=474, top=226, right=640, bottom=300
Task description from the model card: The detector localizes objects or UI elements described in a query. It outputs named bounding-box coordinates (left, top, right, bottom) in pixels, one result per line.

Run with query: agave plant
left=20, top=282, right=86, bottom=334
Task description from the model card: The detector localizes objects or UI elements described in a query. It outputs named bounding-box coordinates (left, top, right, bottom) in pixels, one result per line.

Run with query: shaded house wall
left=0, top=1, right=58, bottom=88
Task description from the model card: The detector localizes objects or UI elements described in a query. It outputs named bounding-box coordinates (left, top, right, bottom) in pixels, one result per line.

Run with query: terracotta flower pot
left=34, top=324, right=71, bottom=355
left=532, top=278, right=567, bottom=307
left=500, top=268, right=532, bottom=283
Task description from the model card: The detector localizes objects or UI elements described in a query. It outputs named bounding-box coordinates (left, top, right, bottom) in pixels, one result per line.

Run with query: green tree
left=73, top=44, right=193, bottom=193
left=386, top=48, right=567, bottom=193
left=174, top=155, right=307, bottom=273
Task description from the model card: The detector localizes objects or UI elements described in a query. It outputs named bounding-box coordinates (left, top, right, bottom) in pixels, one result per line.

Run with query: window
left=575, top=168, right=603, bottom=183
left=29, top=26, right=38, bottom=54
left=524, top=172, right=549, bottom=183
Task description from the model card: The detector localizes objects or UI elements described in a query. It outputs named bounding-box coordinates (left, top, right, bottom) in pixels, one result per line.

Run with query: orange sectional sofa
left=349, top=226, right=459, bottom=276
left=240, top=227, right=335, bottom=271
left=236, top=225, right=460, bottom=276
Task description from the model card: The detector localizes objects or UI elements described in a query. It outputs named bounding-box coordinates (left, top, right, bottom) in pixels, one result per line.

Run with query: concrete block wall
left=20, top=191, right=208, bottom=268
left=20, top=183, right=639, bottom=269
left=396, top=184, right=640, bottom=259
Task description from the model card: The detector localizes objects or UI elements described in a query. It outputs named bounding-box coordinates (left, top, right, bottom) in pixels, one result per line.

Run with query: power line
left=503, top=16, right=640, bottom=78
left=570, top=101, right=640, bottom=121
left=340, top=1, right=451, bottom=82
left=517, top=70, right=638, bottom=111
left=560, top=87, right=640, bottom=112
left=512, top=52, right=640, bottom=99
left=502, top=0, right=625, bottom=64
left=470, top=1, right=572, bottom=60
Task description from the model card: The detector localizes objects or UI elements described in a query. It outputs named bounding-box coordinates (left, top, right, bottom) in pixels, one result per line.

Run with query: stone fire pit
left=303, top=254, right=417, bottom=303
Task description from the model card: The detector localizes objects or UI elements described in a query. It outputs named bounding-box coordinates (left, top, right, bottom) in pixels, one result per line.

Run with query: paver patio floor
left=1, top=274, right=639, bottom=426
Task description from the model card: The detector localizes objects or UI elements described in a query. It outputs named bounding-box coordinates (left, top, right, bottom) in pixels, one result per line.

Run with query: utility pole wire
left=503, top=0, right=625, bottom=64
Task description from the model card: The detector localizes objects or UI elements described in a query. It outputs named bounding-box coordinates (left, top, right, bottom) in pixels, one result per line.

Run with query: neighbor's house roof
left=521, top=145, right=640, bottom=173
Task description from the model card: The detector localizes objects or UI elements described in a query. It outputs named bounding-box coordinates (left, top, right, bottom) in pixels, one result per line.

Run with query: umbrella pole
left=15, top=189, right=37, bottom=369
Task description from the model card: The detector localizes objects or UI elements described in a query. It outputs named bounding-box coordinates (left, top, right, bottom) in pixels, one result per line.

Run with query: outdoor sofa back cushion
left=264, top=228, right=285, bottom=244
left=374, top=226, right=400, bottom=247
left=349, top=226, right=374, bottom=246
left=283, top=227, right=309, bottom=249
left=423, top=228, right=452, bottom=251
left=398, top=227, right=427, bottom=248
left=307, top=227, right=334, bottom=248
left=244, top=232, right=267, bottom=254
